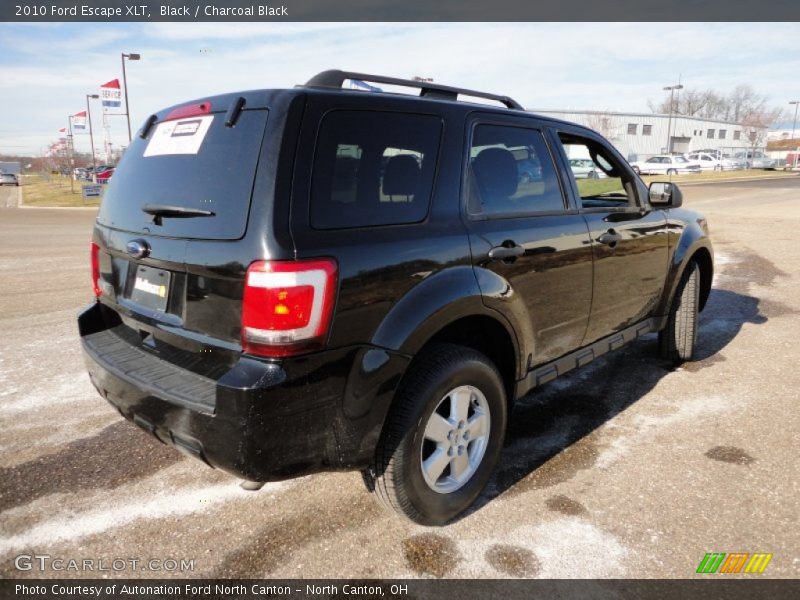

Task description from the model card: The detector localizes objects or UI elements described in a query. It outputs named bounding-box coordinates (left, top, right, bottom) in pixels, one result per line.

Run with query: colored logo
left=696, top=552, right=773, bottom=574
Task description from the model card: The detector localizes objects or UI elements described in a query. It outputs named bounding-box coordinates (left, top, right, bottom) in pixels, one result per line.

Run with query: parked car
left=516, top=156, right=542, bottom=182
left=79, top=70, right=714, bottom=525
left=630, top=155, right=701, bottom=175
left=720, top=153, right=746, bottom=170
left=569, top=157, right=607, bottom=179
left=0, top=172, right=20, bottom=186
left=96, top=167, right=115, bottom=183
left=685, top=152, right=728, bottom=171
left=747, top=151, right=777, bottom=170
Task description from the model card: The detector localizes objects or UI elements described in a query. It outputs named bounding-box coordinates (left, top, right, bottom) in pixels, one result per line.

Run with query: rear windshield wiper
left=142, top=204, right=215, bottom=226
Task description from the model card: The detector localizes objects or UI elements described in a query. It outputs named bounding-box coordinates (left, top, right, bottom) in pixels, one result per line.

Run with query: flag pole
left=67, top=116, right=75, bottom=194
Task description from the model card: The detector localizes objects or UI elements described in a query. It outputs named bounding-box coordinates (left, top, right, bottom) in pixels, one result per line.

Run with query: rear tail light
left=90, top=241, right=102, bottom=298
left=241, top=259, right=338, bottom=358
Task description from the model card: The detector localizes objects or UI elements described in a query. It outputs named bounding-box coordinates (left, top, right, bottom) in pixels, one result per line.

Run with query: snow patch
left=0, top=481, right=289, bottom=554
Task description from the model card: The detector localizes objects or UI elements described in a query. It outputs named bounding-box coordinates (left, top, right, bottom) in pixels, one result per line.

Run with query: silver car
left=0, top=173, right=19, bottom=186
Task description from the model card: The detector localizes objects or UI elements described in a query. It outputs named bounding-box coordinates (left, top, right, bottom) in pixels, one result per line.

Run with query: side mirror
left=649, top=181, right=683, bottom=208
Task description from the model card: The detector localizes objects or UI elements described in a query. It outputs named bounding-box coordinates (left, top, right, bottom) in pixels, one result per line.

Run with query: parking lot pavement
left=1, top=177, right=798, bottom=579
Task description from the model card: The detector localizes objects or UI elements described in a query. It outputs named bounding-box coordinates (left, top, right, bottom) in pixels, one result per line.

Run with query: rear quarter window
left=310, top=111, right=442, bottom=230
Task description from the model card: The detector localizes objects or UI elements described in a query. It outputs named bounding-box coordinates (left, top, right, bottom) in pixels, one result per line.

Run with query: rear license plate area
left=130, top=265, right=171, bottom=312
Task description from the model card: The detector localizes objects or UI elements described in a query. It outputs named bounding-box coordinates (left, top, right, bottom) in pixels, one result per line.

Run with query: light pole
left=66, top=115, right=75, bottom=193
left=663, top=84, right=683, bottom=154
left=790, top=101, right=799, bottom=141
left=86, top=94, right=99, bottom=182
left=121, top=52, right=140, bottom=143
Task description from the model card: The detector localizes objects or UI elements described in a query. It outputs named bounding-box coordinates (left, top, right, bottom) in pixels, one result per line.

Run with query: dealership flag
left=73, top=110, right=87, bottom=130
left=100, top=78, right=122, bottom=108
left=57, top=127, right=67, bottom=140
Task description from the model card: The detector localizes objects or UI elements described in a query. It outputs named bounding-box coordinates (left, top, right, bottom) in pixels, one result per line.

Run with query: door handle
left=488, top=243, right=525, bottom=261
left=597, top=229, right=622, bottom=246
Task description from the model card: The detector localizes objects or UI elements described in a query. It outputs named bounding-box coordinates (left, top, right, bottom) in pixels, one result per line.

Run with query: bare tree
left=585, top=112, right=617, bottom=140
left=742, top=107, right=784, bottom=154
left=648, top=84, right=784, bottom=125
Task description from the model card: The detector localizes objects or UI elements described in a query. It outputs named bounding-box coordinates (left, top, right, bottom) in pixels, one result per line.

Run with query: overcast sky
left=0, top=22, right=798, bottom=155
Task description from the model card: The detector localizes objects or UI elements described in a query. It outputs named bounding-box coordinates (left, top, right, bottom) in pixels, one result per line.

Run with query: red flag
left=73, top=111, right=87, bottom=130
left=100, top=79, right=122, bottom=108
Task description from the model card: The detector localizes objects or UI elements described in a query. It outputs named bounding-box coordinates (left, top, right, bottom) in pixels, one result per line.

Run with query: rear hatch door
left=94, top=92, right=273, bottom=356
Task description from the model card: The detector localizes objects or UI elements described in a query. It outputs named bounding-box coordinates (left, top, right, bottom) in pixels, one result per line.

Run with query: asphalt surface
left=1, top=176, right=799, bottom=579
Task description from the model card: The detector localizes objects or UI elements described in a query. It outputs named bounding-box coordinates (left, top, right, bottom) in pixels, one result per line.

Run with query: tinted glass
left=468, top=125, right=564, bottom=217
left=557, top=133, right=635, bottom=209
left=310, top=111, right=441, bottom=229
left=97, top=109, right=268, bottom=240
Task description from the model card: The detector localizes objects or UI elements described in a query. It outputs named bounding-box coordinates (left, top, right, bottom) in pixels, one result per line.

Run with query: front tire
left=659, top=262, right=700, bottom=363
left=667, top=168, right=677, bottom=175
left=364, top=344, right=507, bottom=525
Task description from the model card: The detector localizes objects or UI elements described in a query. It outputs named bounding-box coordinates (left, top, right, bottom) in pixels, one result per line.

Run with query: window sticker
left=144, top=115, right=214, bottom=157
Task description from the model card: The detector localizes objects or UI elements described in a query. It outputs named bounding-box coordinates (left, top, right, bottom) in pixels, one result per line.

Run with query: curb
left=18, top=205, right=99, bottom=210
left=675, top=173, right=800, bottom=186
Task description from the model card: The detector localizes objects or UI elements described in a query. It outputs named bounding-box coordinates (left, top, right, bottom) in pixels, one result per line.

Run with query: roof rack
left=304, top=70, right=524, bottom=111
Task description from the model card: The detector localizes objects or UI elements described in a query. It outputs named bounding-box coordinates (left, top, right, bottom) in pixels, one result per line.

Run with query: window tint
left=97, top=109, right=268, bottom=240
left=467, top=125, right=564, bottom=216
left=310, top=111, right=441, bottom=229
left=557, top=133, right=635, bottom=209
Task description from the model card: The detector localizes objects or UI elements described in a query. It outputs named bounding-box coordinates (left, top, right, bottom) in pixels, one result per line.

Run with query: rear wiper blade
left=142, top=204, right=215, bottom=226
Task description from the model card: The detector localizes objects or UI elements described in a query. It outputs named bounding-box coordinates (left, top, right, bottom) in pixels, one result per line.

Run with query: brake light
left=90, top=241, right=102, bottom=297
left=242, top=259, right=338, bottom=358
left=164, top=101, right=212, bottom=121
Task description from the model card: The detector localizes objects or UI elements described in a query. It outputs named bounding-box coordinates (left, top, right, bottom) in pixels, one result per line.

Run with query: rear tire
left=659, top=262, right=700, bottom=363
left=364, top=344, right=507, bottom=525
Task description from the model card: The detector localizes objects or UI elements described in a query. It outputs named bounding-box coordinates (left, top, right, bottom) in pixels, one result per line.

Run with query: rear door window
left=467, top=124, right=566, bottom=217
left=97, top=108, right=269, bottom=240
left=310, top=111, right=442, bottom=229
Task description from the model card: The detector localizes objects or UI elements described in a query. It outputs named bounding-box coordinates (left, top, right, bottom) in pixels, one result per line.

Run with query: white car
left=685, top=152, right=729, bottom=171
left=630, top=155, right=701, bottom=175
left=569, top=158, right=607, bottom=179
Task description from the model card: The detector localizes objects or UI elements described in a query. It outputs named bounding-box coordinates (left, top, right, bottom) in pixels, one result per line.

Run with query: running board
left=515, top=317, right=662, bottom=399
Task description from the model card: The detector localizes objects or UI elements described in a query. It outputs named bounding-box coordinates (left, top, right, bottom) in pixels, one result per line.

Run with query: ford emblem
left=126, top=239, right=150, bottom=259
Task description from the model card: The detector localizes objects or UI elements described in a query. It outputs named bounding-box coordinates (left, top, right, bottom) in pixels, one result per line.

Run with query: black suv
left=79, top=70, right=713, bottom=525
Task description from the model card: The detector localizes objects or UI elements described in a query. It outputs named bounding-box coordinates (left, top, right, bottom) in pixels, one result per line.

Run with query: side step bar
left=515, top=317, right=663, bottom=399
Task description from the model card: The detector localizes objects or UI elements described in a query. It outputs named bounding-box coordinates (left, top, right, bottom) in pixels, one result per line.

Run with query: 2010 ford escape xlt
left=79, top=70, right=713, bottom=525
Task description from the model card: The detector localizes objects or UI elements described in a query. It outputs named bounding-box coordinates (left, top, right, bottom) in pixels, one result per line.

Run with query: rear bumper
left=78, top=302, right=409, bottom=482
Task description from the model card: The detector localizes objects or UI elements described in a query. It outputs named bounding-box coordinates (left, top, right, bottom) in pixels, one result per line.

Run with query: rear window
left=310, top=111, right=442, bottom=229
left=97, top=108, right=268, bottom=240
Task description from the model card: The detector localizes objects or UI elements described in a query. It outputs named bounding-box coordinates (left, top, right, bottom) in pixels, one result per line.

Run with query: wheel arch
left=692, top=246, right=713, bottom=311
left=657, top=236, right=714, bottom=318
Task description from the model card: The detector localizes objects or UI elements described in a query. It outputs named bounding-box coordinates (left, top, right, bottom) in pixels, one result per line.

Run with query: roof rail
left=304, top=70, right=524, bottom=111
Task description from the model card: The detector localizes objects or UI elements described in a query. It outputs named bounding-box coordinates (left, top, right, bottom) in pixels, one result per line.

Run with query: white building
left=530, top=109, right=767, bottom=161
